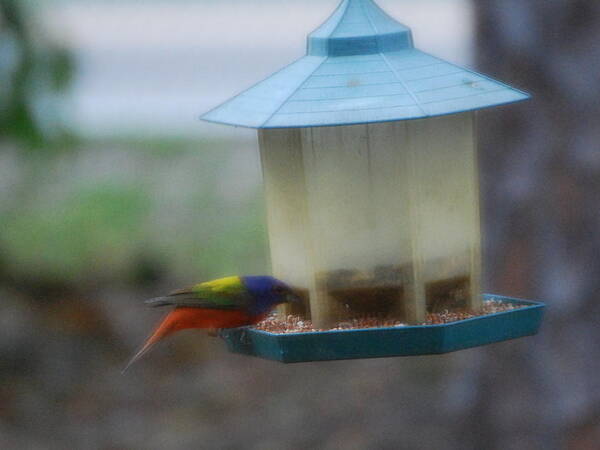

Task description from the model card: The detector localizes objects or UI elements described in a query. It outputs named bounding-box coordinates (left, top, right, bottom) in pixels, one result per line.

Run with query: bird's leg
left=206, top=328, right=219, bottom=337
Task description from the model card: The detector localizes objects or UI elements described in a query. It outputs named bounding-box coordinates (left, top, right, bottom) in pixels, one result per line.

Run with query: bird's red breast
left=167, top=307, right=265, bottom=332
left=124, top=307, right=267, bottom=371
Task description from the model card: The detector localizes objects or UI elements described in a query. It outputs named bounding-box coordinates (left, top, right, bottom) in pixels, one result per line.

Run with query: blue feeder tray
left=220, top=295, right=545, bottom=363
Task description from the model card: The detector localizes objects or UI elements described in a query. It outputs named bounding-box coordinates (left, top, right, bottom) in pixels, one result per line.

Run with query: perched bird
left=123, top=275, right=299, bottom=371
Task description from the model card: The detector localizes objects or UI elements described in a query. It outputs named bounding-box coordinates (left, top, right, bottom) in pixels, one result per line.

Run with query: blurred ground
left=1, top=0, right=599, bottom=449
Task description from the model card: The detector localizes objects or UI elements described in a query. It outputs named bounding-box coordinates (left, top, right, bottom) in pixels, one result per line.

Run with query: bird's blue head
left=241, top=276, right=301, bottom=315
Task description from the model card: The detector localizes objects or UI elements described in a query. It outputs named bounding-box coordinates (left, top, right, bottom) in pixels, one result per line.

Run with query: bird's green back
left=190, top=275, right=248, bottom=308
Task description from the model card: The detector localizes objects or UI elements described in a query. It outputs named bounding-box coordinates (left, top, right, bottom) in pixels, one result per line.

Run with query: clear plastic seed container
left=259, top=112, right=481, bottom=327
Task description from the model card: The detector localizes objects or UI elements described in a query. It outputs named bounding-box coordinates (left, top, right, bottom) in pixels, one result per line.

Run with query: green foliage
left=0, top=1, right=268, bottom=287
left=1, top=183, right=151, bottom=283
left=0, top=0, right=74, bottom=147
left=0, top=139, right=269, bottom=287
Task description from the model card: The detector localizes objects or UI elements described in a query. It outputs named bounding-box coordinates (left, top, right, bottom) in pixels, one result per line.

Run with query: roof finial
left=307, top=0, right=413, bottom=56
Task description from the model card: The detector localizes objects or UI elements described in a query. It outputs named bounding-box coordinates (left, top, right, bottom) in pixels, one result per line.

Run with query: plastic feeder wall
left=201, top=0, right=544, bottom=361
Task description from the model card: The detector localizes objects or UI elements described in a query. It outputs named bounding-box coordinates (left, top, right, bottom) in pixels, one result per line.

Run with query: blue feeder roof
left=201, top=0, right=530, bottom=129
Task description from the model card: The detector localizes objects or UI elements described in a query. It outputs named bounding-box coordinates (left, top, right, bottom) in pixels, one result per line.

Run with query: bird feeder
left=203, top=0, right=544, bottom=362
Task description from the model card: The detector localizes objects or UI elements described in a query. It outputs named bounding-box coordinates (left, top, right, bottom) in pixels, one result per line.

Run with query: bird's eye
left=273, top=285, right=285, bottom=294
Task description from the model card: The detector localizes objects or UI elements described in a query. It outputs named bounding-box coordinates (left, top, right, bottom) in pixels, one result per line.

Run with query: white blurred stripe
left=42, top=0, right=473, bottom=137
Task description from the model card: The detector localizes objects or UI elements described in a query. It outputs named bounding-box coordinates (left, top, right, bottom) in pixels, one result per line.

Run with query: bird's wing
left=145, top=276, right=250, bottom=309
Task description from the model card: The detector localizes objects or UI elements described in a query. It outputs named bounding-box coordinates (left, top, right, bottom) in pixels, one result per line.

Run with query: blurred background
left=1, top=0, right=598, bottom=448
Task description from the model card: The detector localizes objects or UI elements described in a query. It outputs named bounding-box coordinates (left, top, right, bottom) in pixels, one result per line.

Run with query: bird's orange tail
left=122, top=309, right=183, bottom=373
left=122, top=307, right=259, bottom=373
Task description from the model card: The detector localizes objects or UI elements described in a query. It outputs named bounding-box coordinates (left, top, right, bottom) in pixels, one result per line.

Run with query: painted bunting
left=123, top=275, right=298, bottom=371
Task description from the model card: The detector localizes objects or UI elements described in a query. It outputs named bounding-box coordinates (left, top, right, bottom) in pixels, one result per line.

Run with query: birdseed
left=255, top=300, right=523, bottom=333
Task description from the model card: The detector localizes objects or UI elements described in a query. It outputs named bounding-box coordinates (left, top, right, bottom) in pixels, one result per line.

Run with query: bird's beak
left=286, top=291, right=303, bottom=304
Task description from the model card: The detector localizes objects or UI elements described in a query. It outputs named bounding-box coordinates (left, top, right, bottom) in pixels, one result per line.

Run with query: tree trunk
left=467, top=1, right=600, bottom=448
